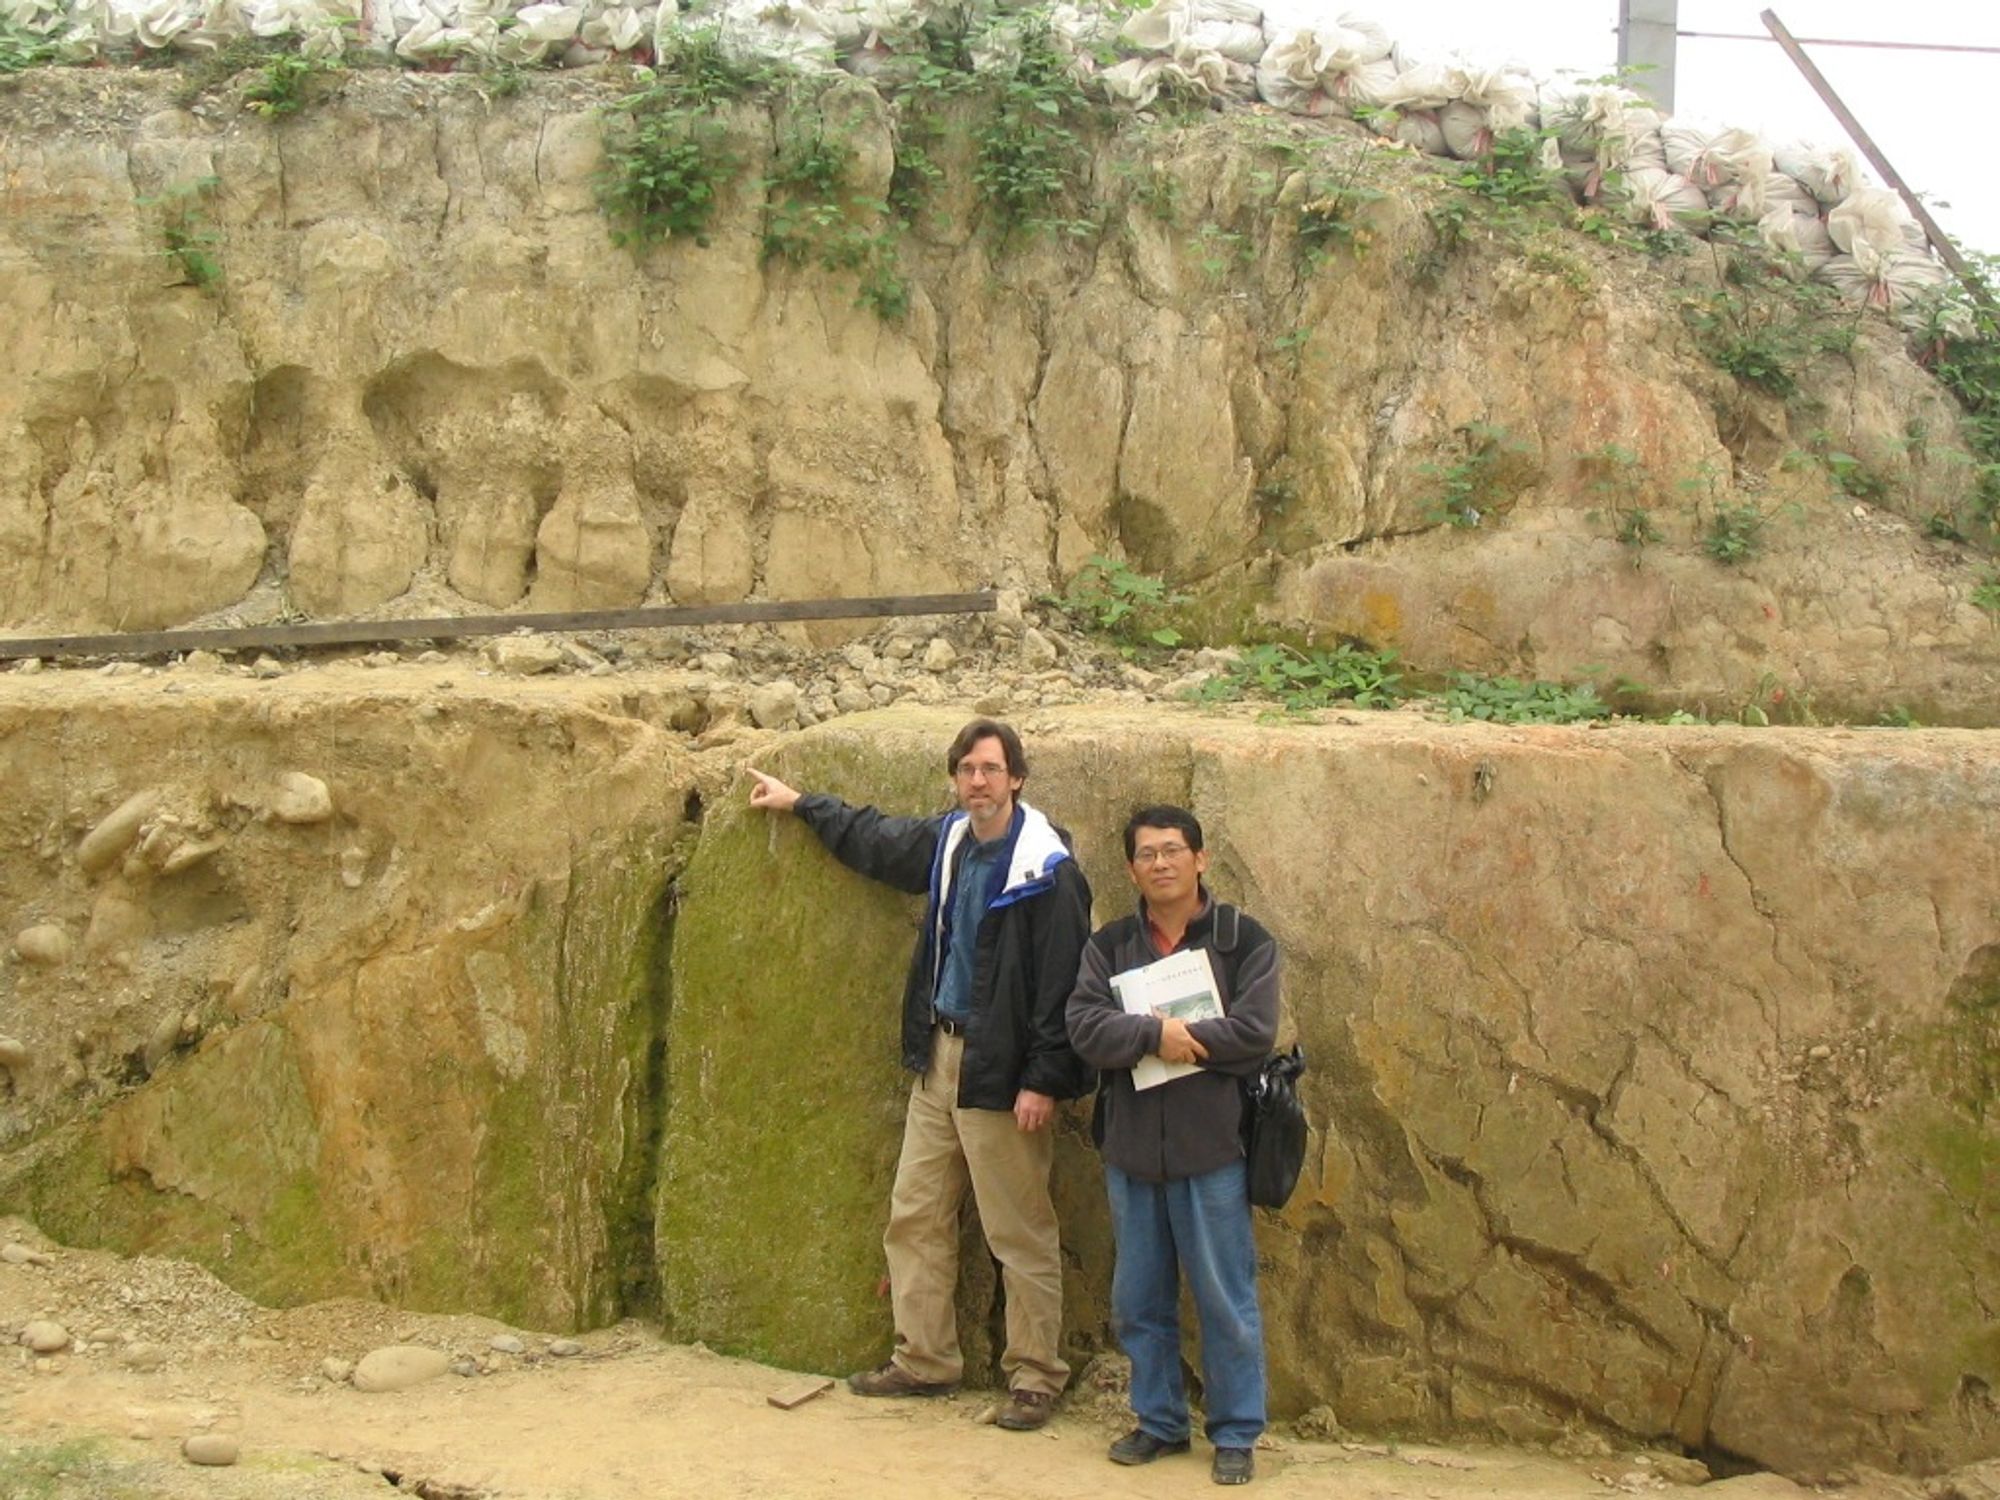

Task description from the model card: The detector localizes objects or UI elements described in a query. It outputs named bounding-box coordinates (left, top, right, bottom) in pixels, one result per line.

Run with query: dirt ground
left=0, top=1221, right=1901, bottom=1500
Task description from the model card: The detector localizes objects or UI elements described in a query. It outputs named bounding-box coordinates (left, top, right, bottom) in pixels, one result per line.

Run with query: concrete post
left=1617, top=0, right=1678, bottom=111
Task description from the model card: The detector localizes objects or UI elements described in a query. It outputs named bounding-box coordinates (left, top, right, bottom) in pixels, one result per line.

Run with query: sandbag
left=1828, top=187, right=1917, bottom=257
left=1756, top=206, right=1838, bottom=268
left=1774, top=140, right=1866, bottom=206
left=1389, top=106, right=1444, bottom=155
left=1818, top=244, right=1950, bottom=324
left=1617, top=165, right=1709, bottom=231
left=1439, top=99, right=1489, bottom=160
left=1449, top=61, right=1535, bottom=130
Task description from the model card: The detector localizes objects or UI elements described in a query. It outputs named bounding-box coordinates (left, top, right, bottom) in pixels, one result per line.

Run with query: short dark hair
left=946, top=718, right=1028, bottom=780
left=1124, top=805, right=1203, bottom=861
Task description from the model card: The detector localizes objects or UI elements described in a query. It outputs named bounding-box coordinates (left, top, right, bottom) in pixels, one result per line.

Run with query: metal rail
left=0, top=591, right=998, bottom=663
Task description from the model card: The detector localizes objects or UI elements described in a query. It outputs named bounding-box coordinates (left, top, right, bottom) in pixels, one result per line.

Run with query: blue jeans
left=1105, top=1159, right=1266, bottom=1450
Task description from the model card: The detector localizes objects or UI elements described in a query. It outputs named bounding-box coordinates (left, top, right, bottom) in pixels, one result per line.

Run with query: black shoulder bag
left=1241, top=1044, right=1307, bottom=1209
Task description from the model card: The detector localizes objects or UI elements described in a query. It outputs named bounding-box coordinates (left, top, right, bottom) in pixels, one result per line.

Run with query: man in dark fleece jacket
left=746, top=719, right=1092, bottom=1433
left=1067, top=804, right=1279, bottom=1486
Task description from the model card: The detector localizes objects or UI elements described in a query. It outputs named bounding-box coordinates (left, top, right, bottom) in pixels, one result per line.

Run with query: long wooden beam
left=0, top=592, right=998, bottom=663
left=1761, top=9, right=1996, bottom=312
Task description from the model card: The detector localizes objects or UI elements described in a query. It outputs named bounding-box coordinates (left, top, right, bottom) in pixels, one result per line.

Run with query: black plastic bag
left=1241, top=1044, right=1307, bottom=1208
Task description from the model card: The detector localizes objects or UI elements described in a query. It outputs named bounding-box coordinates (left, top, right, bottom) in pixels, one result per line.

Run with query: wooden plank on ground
left=0, top=593, right=997, bottom=663
left=765, top=1377, right=835, bottom=1411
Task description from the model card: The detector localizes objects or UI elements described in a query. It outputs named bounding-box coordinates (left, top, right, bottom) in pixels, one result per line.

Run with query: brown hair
left=946, top=718, right=1028, bottom=780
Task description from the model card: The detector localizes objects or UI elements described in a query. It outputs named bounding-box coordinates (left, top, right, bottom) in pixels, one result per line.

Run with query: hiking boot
left=1212, top=1446, right=1255, bottom=1485
left=1108, top=1428, right=1191, bottom=1465
left=845, top=1362, right=958, bottom=1398
left=995, top=1389, right=1055, bottom=1431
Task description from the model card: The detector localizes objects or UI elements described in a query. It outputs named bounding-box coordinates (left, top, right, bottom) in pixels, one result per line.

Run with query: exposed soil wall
left=2, top=70, right=1996, bottom=720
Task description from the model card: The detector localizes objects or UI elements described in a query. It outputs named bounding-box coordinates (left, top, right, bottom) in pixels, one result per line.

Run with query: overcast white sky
left=1377, top=0, right=1999, bottom=256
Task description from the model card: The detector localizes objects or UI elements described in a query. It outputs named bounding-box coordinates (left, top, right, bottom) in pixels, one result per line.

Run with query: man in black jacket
left=1067, top=805, right=1279, bottom=1486
left=745, top=718, right=1092, bottom=1432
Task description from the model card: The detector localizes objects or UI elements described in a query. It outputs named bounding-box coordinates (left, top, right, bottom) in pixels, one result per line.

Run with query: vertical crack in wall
left=611, top=862, right=680, bottom=1323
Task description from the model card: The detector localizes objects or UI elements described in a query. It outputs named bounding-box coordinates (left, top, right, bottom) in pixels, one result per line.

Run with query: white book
left=1110, top=946, right=1225, bottom=1092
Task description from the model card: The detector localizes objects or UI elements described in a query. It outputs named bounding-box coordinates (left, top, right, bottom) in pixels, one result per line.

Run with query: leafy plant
left=759, top=107, right=909, bottom=318
left=1045, top=555, right=1190, bottom=647
left=1682, top=225, right=1860, bottom=398
left=242, top=50, right=333, bottom=117
left=139, top=177, right=224, bottom=290
left=1911, top=246, right=2000, bottom=543
left=0, top=18, right=59, bottom=72
left=1973, top=571, right=2000, bottom=614
left=1438, top=674, right=1614, bottom=724
left=1294, top=144, right=1387, bottom=268
left=1193, top=641, right=1403, bottom=712
left=595, top=30, right=769, bottom=251
left=969, top=13, right=1092, bottom=242
left=1703, top=501, right=1773, bottom=565
left=1419, top=422, right=1518, bottom=529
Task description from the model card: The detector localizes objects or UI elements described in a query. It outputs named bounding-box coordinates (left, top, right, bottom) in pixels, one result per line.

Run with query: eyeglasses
left=1131, top=843, right=1192, bottom=866
left=954, top=761, right=1012, bottom=783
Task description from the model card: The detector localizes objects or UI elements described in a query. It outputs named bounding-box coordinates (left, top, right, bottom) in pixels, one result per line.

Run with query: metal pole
left=1760, top=8, right=1993, bottom=310
left=1618, top=0, right=1679, bottom=111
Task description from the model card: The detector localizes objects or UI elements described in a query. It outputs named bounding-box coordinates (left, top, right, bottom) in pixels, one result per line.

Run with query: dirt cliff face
left=0, top=668, right=699, bottom=1329
left=0, top=681, right=1995, bottom=1476
left=662, top=708, right=2000, bottom=1480
left=2, top=69, right=1995, bottom=720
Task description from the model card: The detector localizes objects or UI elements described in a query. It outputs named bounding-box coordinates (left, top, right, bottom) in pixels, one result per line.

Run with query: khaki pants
left=883, top=1028, right=1070, bottom=1396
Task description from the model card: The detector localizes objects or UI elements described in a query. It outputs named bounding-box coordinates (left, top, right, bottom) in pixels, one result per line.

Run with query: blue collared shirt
left=933, top=835, right=1002, bottom=1022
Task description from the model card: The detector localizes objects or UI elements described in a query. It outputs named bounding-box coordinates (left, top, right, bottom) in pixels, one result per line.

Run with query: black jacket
left=1066, top=897, right=1280, bottom=1182
left=795, top=793, right=1094, bottom=1110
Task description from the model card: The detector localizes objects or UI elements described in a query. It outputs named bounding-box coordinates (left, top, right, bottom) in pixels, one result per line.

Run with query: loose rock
left=12, top=924, right=71, bottom=967
left=250, top=656, right=284, bottom=679
left=142, top=1010, right=185, bottom=1076
left=77, top=790, right=162, bottom=875
left=21, top=1320, right=71, bottom=1354
left=2, top=1242, right=52, bottom=1266
left=0, top=1037, right=28, bottom=1072
left=182, top=1434, right=240, bottom=1466
left=548, top=1338, right=583, bottom=1358
left=124, top=1342, right=168, bottom=1372
left=488, top=637, right=563, bottom=676
left=352, top=1344, right=450, bottom=1392
left=748, top=680, right=800, bottom=730
left=270, top=772, right=334, bottom=825
left=489, top=1334, right=525, bottom=1355
left=320, top=1356, right=354, bottom=1383
left=922, top=638, right=958, bottom=672
left=1021, top=629, right=1059, bottom=669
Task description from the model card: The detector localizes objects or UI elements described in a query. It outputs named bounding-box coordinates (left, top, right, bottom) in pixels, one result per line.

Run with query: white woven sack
left=1819, top=245, right=1950, bottom=321
left=1828, top=187, right=1916, bottom=257
left=1661, top=120, right=1714, bottom=180
left=1439, top=100, right=1489, bottom=160
left=1390, top=107, right=1445, bottom=155
left=1455, top=66, right=1536, bottom=132
left=1254, top=28, right=1327, bottom=112
left=1751, top=170, right=1818, bottom=216
left=1119, top=0, right=1183, bottom=52
left=1186, top=10, right=1265, bottom=65
left=1774, top=141, right=1866, bottom=206
left=581, top=2, right=648, bottom=50
left=1381, top=58, right=1453, bottom=113
left=1706, top=173, right=1766, bottom=221
left=1756, top=207, right=1837, bottom=266
left=1619, top=166, right=1709, bottom=231
left=1326, top=55, right=1397, bottom=115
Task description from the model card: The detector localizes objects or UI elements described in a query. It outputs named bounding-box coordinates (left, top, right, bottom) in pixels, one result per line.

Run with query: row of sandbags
left=3, top=0, right=1957, bottom=324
